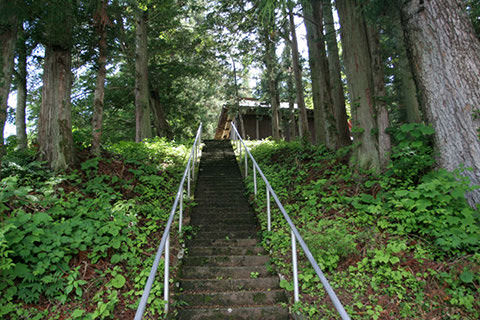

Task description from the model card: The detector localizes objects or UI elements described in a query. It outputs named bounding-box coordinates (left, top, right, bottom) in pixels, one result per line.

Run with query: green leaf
left=460, top=269, right=474, bottom=283
left=279, top=279, right=293, bottom=291
left=110, top=274, right=126, bottom=289
left=71, top=309, right=85, bottom=318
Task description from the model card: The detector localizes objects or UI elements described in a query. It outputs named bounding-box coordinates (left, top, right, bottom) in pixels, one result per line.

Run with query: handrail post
left=164, top=233, right=170, bottom=313
left=187, top=162, right=191, bottom=198
left=253, top=165, right=257, bottom=197
left=244, top=149, right=248, bottom=177
left=267, top=186, right=271, bottom=232
left=292, top=229, right=299, bottom=303
left=179, top=190, right=183, bottom=233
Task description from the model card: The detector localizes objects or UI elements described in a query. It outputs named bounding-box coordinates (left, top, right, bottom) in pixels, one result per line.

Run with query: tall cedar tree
left=323, top=0, right=351, bottom=147
left=288, top=2, right=310, bottom=141
left=0, top=0, right=17, bottom=165
left=134, top=8, right=152, bottom=142
left=337, top=0, right=391, bottom=170
left=401, top=0, right=480, bottom=206
left=38, top=0, right=75, bottom=170
left=304, top=0, right=337, bottom=148
left=91, top=0, right=109, bottom=155
left=15, top=24, right=28, bottom=150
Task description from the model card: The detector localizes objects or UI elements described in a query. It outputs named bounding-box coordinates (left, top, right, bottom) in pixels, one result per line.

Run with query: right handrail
left=230, top=123, right=351, bottom=320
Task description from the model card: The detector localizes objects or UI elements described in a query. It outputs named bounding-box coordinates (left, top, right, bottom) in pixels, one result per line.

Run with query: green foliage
left=242, top=138, right=480, bottom=319
left=386, top=123, right=435, bottom=185
left=0, top=138, right=191, bottom=318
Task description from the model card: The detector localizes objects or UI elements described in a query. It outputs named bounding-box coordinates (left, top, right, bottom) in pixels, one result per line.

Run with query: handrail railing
left=134, top=123, right=202, bottom=320
left=230, top=123, right=351, bottom=320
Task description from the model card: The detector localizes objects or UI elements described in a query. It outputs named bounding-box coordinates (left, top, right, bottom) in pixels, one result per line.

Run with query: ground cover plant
left=0, top=137, right=193, bottom=319
left=241, top=123, right=480, bottom=320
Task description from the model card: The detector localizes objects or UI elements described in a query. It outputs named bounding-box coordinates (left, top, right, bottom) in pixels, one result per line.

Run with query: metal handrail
left=134, top=123, right=202, bottom=320
left=230, top=124, right=351, bottom=320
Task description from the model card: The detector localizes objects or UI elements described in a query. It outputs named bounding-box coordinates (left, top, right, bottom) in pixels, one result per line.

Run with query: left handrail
left=134, top=123, right=202, bottom=320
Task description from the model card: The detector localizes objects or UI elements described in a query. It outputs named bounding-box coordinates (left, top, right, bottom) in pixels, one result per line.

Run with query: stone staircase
left=176, top=140, right=290, bottom=319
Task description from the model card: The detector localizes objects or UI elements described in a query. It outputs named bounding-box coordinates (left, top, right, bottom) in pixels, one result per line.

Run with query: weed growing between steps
left=0, top=137, right=194, bottom=319
left=239, top=124, right=480, bottom=319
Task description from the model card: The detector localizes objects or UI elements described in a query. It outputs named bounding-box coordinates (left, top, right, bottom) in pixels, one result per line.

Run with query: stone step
left=183, top=255, right=269, bottom=267
left=188, top=238, right=258, bottom=248
left=180, top=277, right=280, bottom=292
left=177, top=305, right=290, bottom=320
left=193, top=231, right=258, bottom=240
left=179, top=290, right=287, bottom=307
left=187, top=246, right=265, bottom=256
left=196, top=223, right=258, bottom=232
left=190, top=216, right=256, bottom=225
left=181, top=265, right=272, bottom=279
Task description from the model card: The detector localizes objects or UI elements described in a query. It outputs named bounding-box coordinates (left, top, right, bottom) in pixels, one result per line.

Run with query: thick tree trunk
left=324, top=0, right=351, bottom=147
left=337, top=0, right=380, bottom=170
left=38, top=46, right=74, bottom=170
left=264, top=31, right=281, bottom=141
left=367, top=26, right=391, bottom=169
left=401, top=0, right=480, bottom=206
left=0, top=6, right=17, bottom=164
left=288, top=6, right=310, bottom=141
left=16, top=26, right=27, bottom=150
left=391, top=12, right=423, bottom=123
left=135, top=9, right=151, bottom=142
left=303, top=1, right=327, bottom=146
left=91, top=0, right=108, bottom=155
left=307, top=0, right=338, bottom=148
left=150, top=90, right=172, bottom=139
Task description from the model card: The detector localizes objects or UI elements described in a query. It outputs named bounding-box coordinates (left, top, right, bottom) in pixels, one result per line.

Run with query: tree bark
left=401, top=0, right=480, bottom=206
left=150, top=90, right=172, bottom=139
left=303, top=1, right=327, bottom=146
left=38, top=46, right=74, bottom=170
left=288, top=5, right=310, bottom=141
left=135, top=9, right=151, bottom=142
left=263, top=29, right=281, bottom=141
left=0, top=3, right=17, bottom=164
left=306, top=0, right=338, bottom=148
left=91, top=0, right=108, bottom=155
left=337, top=0, right=380, bottom=170
left=366, top=25, right=391, bottom=169
left=391, top=11, right=423, bottom=123
left=16, top=25, right=27, bottom=150
left=324, top=0, right=351, bottom=147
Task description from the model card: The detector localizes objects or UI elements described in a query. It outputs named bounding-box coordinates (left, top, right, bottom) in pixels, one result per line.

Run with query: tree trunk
left=263, top=30, right=281, bottom=141
left=0, top=5, right=17, bottom=164
left=324, top=0, right=351, bottom=147
left=150, top=90, right=172, bottom=139
left=303, top=1, right=327, bottom=146
left=307, top=0, right=338, bottom=149
left=367, top=25, right=391, bottom=169
left=91, top=0, right=108, bottom=155
left=391, top=11, right=423, bottom=124
left=38, top=46, right=74, bottom=171
left=16, top=25, right=27, bottom=150
left=337, top=0, right=380, bottom=170
left=401, top=0, right=480, bottom=206
left=135, top=9, right=151, bottom=142
left=281, top=19, right=296, bottom=141
left=288, top=5, right=310, bottom=141
left=287, top=72, right=296, bottom=141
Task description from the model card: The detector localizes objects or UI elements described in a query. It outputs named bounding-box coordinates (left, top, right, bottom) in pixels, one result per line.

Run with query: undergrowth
left=241, top=123, right=480, bottom=319
left=0, top=137, right=192, bottom=319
